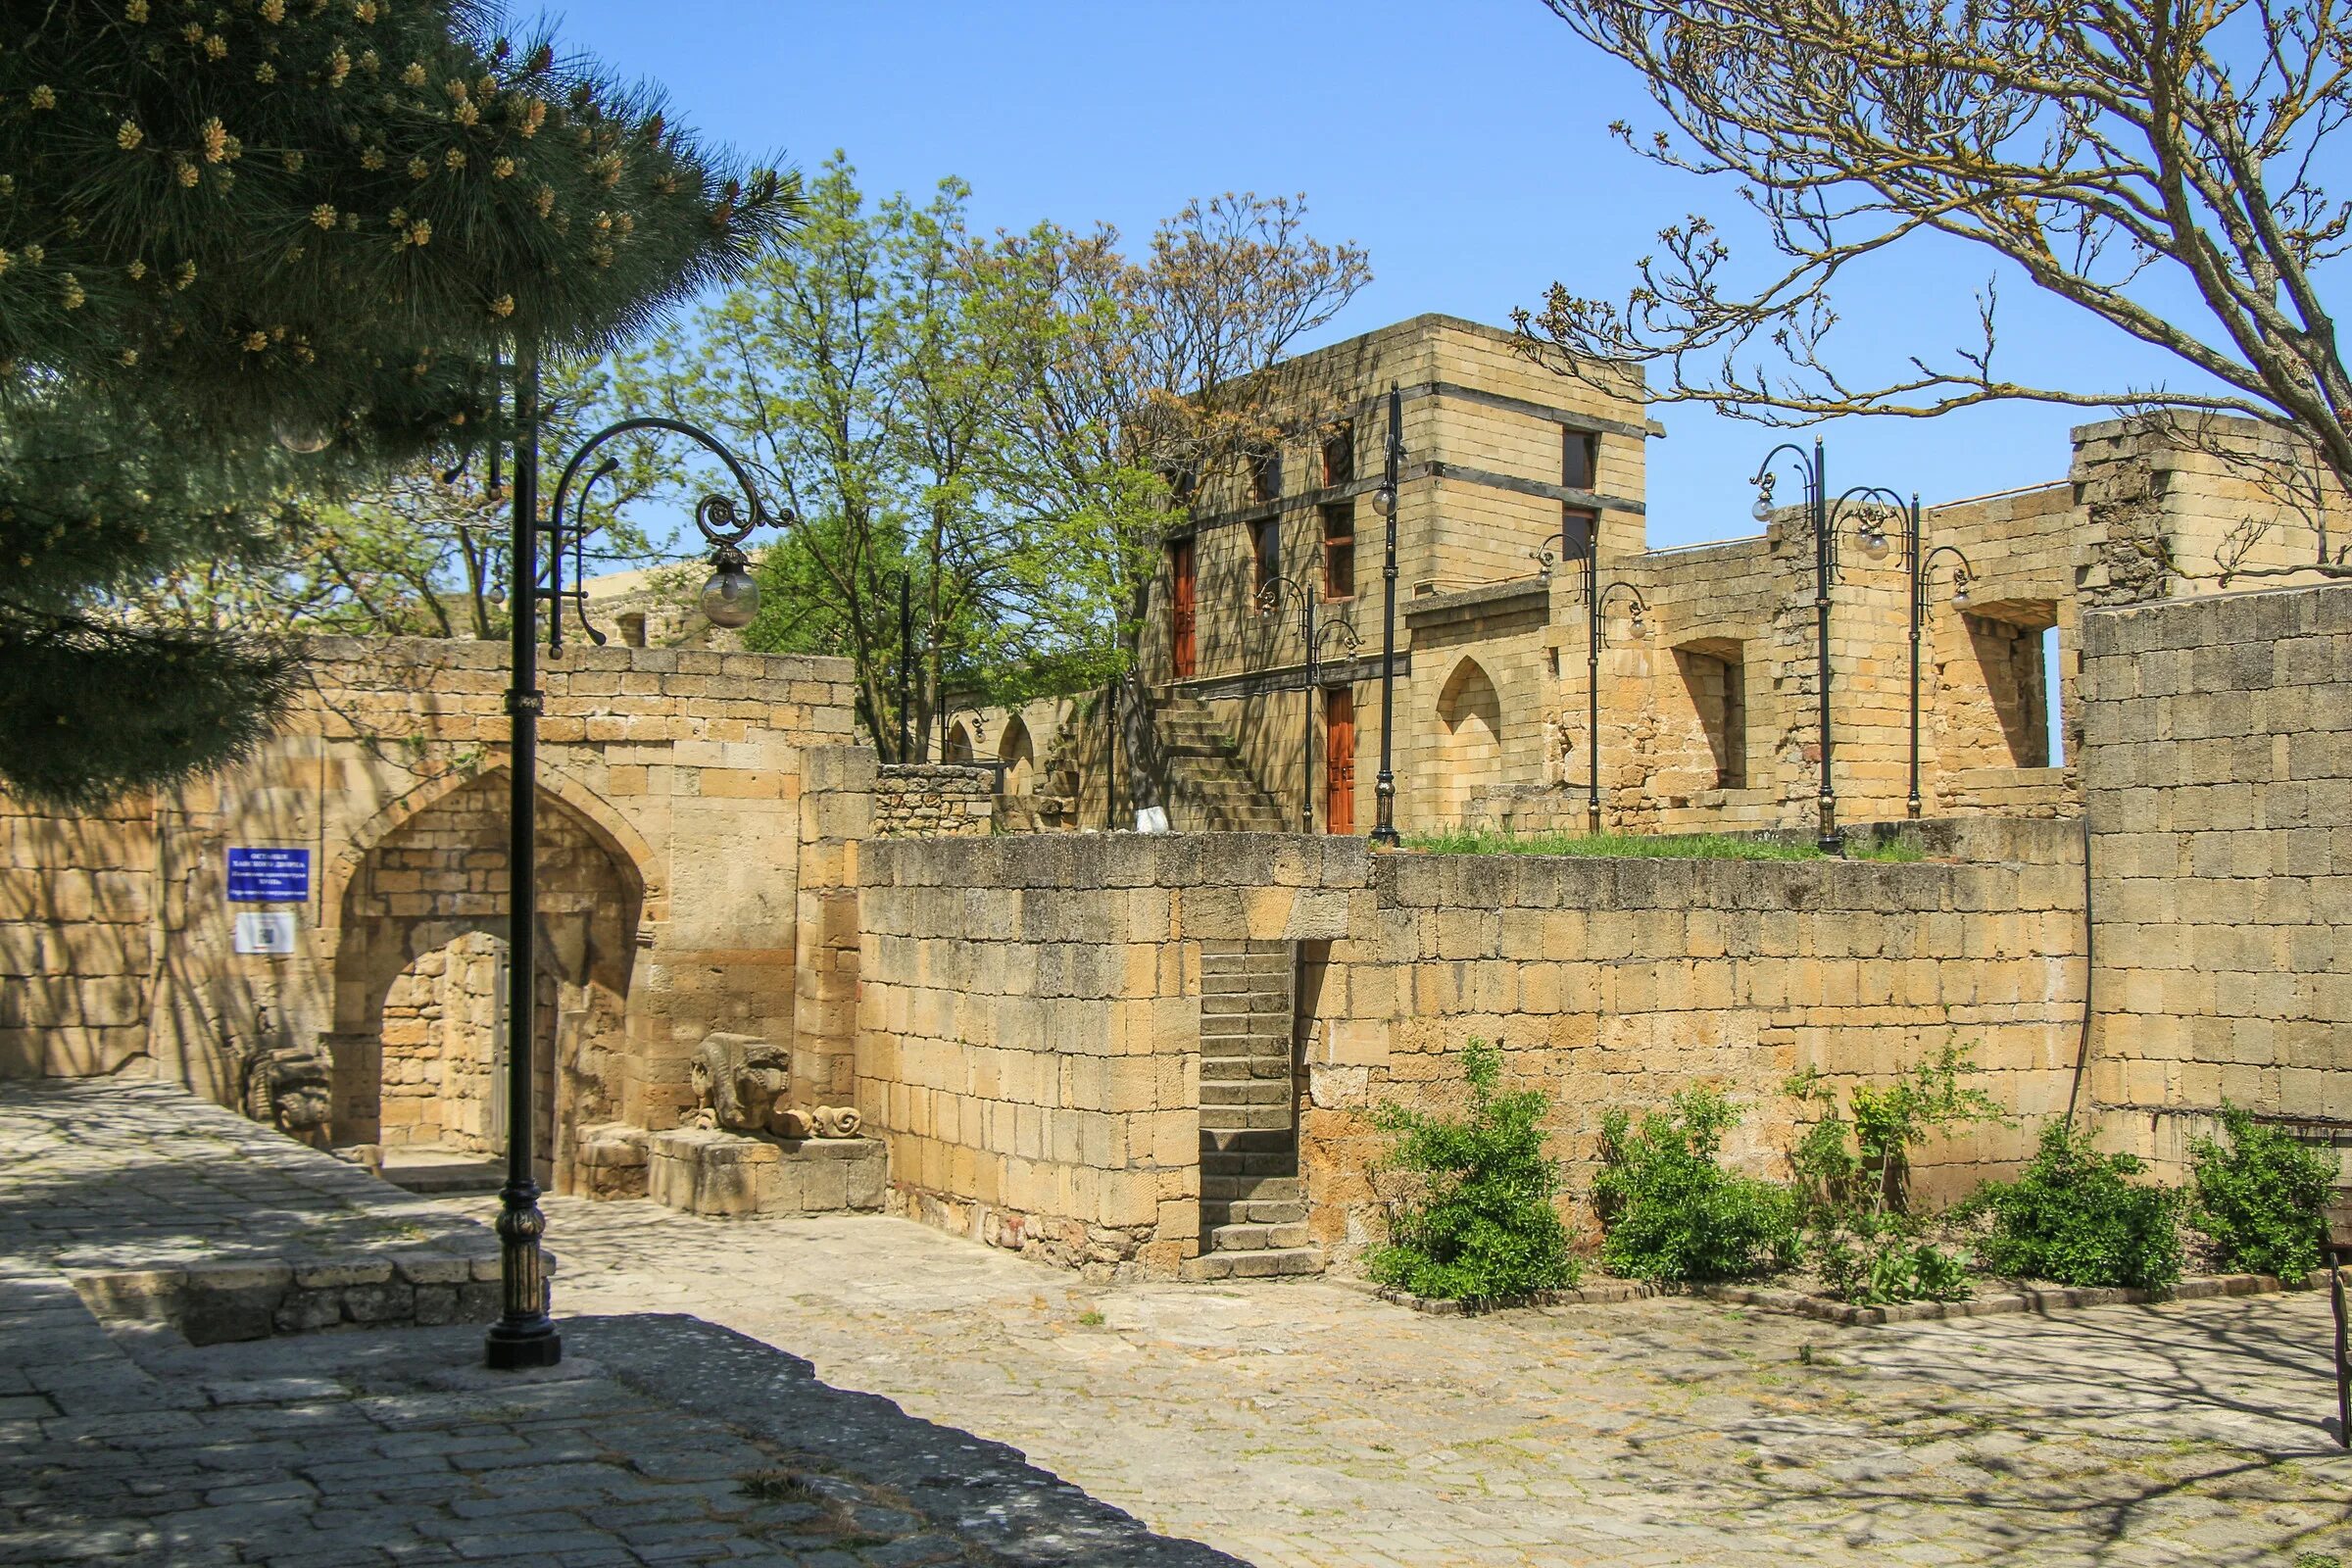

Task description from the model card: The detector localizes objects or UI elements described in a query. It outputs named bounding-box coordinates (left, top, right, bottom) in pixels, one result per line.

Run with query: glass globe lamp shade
left=1858, top=520, right=1891, bottom=560
left=1951, top=577, right=1972, bottom=609
left=1750, top=495, right=1775, bottom=522
left=700, top=562, right=760, bottom=628
left=274, top=418, right=333, bottom=455
left=1371, top=484, right=1396, bottom=519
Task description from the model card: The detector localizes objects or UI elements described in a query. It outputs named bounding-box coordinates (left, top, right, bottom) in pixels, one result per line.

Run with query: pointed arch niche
left=327, top=769, right=643, bottom=1191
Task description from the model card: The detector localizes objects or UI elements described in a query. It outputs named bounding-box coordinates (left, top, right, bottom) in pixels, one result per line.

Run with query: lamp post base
left=484, top=1324, right=563, bottom=1370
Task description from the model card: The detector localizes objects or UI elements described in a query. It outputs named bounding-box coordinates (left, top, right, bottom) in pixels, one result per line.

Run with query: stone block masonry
left=874, top=762, right=998, bottom=838
left=856, top=827, right=2084, bottom=1276
left=856, top=833, right=1364, bottom=1280
left=0, top=634, right=861, bottom=1201
left=2080, top=579, right=2352, bottom=1181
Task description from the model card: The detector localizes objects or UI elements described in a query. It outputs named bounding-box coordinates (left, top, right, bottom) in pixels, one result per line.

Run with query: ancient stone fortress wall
left=854, top=824, right=2086, bottom=1276
left=854, top=834, right=1360, bottom=1279
left=871, top=764, right=997, bottom=839
left=0, top=635, right=858, bottom=1196
left=1298, top=823, right=2086, bottom=1255
left=2080, top=580, right=2352, bottom=1179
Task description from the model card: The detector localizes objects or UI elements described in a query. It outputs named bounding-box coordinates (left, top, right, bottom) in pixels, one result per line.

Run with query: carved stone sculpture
left=240, top=1045, right=334, bottom=1147
left=687, top=1033, right=793, bottom=1133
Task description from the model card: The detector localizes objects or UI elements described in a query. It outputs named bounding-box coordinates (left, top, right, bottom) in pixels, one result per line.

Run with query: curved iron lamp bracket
left=543, top=416, right=792, bottom=652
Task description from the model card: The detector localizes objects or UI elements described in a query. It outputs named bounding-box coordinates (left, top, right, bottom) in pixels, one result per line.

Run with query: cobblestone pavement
left=542, top=1199, right=2352, bottom=1568
left=0, top=1083, right=1240, bottom=1566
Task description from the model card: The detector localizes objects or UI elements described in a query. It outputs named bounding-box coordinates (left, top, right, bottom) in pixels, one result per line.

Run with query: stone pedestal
left=646, top=1127, right=887, bottom=1218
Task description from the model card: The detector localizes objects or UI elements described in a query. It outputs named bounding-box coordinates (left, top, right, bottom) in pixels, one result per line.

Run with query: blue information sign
left=225, top=847, right=311, bottom=904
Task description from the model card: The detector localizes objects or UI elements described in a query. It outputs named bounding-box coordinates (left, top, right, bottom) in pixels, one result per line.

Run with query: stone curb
left=68, top=1246, right=514, bottom=1346
left=1344, top=1268, right=2337, bottom=1325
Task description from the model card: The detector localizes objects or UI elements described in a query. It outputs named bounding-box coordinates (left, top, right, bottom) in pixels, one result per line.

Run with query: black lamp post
left=1566, top=532, right=1648, bottom=837
left=1257, top=558, right=1362, bottom=832
left=1851, top=499, right=1974, bottom=817
left=895, top=570, right=913, bottom=762
left=1370, top=383, right=1404, bottom=847
left=1751, top=439, right=1842, bottom=853
left=485, top=406, right=781, bottom=1373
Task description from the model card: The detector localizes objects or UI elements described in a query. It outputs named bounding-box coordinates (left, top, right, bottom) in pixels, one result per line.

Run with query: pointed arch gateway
left=327, top=768, right=645, bottom=1191
left=1436, top=656, right=1504, bottom=824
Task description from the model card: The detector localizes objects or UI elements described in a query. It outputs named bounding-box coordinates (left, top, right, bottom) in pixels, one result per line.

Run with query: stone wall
left=857, top=827, right=2084, bottom=1272
left=1298, top=829, right=2086, bottom=1254
left=2080, top=581, right=2352, bottom=1178
left=872, top=764, right=996, bottom=839
left=0, top=636, right=858, bottom=1196
left=854, top=834, right=1358, bottom=1279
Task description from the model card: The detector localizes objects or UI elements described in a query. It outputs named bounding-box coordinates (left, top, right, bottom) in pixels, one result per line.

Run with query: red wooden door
left=1324, top=687, right=1356, bottom=835
left=1169, top=540, right=1197, bottom=679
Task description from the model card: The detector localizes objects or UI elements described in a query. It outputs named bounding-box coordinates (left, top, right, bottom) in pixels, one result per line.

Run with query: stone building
left=1009, top=315, right=2347, bottom=839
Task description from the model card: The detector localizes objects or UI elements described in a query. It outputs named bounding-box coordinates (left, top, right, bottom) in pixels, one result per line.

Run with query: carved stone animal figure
left=687, top=1033, right=792, bottom=1133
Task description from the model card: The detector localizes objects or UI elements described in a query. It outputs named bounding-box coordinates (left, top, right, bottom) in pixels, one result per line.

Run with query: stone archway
left=997, top=715, right=1036, bottom=795
left=1436, top=657, right=1503, bottom=822
left=329, top=769, right=642, bottom=1192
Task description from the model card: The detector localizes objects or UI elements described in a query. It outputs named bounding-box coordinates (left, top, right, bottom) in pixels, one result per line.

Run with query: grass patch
left=1405, top=828, right=1926, bottom=861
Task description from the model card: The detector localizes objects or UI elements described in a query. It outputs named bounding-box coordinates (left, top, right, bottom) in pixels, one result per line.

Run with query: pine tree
left=0, top=0, right=801, bottom=806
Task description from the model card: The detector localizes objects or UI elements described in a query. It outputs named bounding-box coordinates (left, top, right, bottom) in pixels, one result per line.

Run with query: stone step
left=1200, top=1081, right=1290, bottom=1107
left=1200, top=1174, right=1301, bottom=1203
left=1200, top=1128, right=1293, bottom=1153
left=1200, top=1149, right=1297, bottom=1177
left=1199, top=1056, right=1292, bottom=1082
left=1202, top=1199, right=1308, bottom=1228
left=1206, top=1220, right=1314, bottom=1252
left=1198, top=1105, right=1294, bottom=1134
left=1178, top=1247, right=1324, bottom=1283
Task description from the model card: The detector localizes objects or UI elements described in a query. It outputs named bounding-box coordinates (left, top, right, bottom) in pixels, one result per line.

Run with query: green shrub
left=1811, top=1210, right=1975, bottom=1305
left=1784, top=1046, right=2004, bottom=1303
left=1593, top=1089, right=1798, bottom=1283
left=1968, top=1123, right=2183, bottom=1291
left=2189, top=1105, right=2336, bottom=1280
left=1366, top=1041, right=1580, bottom=1302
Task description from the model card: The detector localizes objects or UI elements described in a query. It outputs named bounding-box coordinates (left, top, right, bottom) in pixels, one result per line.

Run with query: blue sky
left=548, top=0, right=2217, bottom=550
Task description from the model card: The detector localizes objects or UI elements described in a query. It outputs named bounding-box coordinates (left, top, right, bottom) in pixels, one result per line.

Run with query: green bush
left=1366, top=1041, right=1580, bottom=1302
left=1784, top=1046, right=2004, bottom=1303
left=1811, top=1210, right=1975, bottom=1305
left=1593, top=1089, right=1798, bottom=1283
left=1968, top=1123, right=2183, bottom=1291
left=2189, top=1105, right=2336, bottom=1280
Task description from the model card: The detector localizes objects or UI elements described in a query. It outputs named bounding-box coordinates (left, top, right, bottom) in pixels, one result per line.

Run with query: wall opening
left=1436, top=657, right=1503, bottom=821
left=1960, top=601, right=2060, bottom=768
left=997, top=714, right=1036, bottom=794
left=1674, top=639, right=1748, bottom=789
left=332, top=772, right=641, bottom=1191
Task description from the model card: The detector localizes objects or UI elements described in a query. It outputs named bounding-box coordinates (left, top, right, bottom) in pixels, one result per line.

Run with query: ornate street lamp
left=1853, top=499, right=1974, bottom=817
left=1564, top=532, right=1648, bottom=836
left=1370, top=383, right=1404, bottom=847
left=1257, top=558, right=1363, bottom=832
left=486, top=407, right=783, bottom=1372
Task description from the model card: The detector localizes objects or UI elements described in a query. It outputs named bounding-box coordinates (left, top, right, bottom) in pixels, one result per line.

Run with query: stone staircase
left=1182, top=940, right=1321, bottom=1282
left=1152, top=696, right=1292, bottom=832
left=1029, top=691, right=1291, bottom=833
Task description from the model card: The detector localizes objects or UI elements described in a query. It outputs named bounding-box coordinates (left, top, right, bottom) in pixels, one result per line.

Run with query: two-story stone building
left=1000, top=313, right=2342, bottom=840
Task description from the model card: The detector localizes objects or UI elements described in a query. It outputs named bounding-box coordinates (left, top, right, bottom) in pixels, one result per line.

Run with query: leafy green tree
left=2190, top=1105, right=2337, bottom=1281
left=2, top=0, right=797, bottom=806
left=625, top=157, right=1047, bottom=758
left=1367, top=1040, right=1581, bottom=1302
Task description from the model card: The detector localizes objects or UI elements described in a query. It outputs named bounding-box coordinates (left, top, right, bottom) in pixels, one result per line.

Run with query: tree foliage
left=1, top=0, right=797, bottom=806
left=1519, top=0, right=2352, bottom=499
left=624, top=167, right=1370, bottom=758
